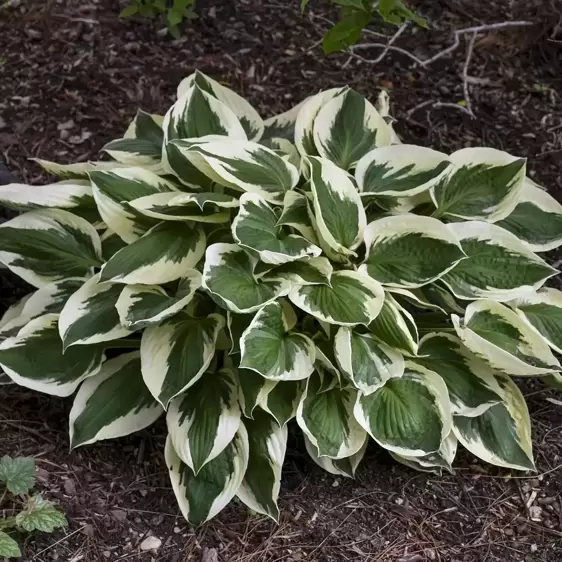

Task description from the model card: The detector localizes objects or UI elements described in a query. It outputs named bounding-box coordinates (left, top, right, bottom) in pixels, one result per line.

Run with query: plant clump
left=1, top=71, right=562, bottom=525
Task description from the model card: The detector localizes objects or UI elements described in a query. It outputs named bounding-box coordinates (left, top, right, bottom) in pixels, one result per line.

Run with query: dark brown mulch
left=1, top=0, right=562, bottom=560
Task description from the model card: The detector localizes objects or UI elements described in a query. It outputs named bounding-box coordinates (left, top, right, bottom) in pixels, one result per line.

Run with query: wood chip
left=140, top=536, right=162, bottom=551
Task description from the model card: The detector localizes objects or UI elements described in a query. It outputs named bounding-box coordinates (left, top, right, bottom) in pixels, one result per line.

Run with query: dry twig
left=309, top=13, right=534, bottom=118
left=462, top=32, right=478, bottom=117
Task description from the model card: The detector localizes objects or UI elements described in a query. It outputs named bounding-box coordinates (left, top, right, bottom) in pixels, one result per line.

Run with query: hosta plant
left=1, top=71, right=562, bottom=525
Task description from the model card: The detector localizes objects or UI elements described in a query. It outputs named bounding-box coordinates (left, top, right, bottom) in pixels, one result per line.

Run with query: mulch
left=0, top=0, right=561, bottom=560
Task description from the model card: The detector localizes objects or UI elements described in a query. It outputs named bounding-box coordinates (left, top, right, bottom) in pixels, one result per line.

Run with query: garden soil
left=1, top=0, right=561, bottom=560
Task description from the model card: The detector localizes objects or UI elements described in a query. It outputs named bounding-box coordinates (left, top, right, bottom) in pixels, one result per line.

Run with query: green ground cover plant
left=0, top=456, right=67, bottom=558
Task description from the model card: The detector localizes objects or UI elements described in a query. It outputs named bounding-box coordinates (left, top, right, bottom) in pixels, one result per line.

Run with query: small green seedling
left=120, top=0, right=197, bottom=39
left=0, top=456, right=67, bottom=559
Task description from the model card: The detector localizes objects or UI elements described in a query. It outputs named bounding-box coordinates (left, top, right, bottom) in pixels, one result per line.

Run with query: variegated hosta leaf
left=69, top=352, right=163, bottom=447
left=314, top=339, right=342, bottom=385
left=361, top=215, right=465, bottom=288
left=58, top=275, right=132, bottom=348
left=289, top=270, right=385, bottom=327
left=163, top=82, right=246, bottom=188
left=178, top=70, right=264, bottom=141
left=103, top=110, right=164, bottom=165
left=165, top=427, right=249, bottom=526
left=0, top=314, right=103, bottom=397
left=264, top=257, right=332, bottom=287
left=227, top=312, right=255, bottom=355
left=417, top=283, right=466, bottom=315
left=116, top=271, right=202, bottom=330
left=0, top=278, right=85, bottom=338
left=238, top=367, right=271, bottom=418
left=354, top=362, right=452, bottom=457
left=258, top=379, right=305, bottom=427
left=431, top=147, right=526, bottom=221
left=544, top=373, right=562, bottom=390
left=31, top=158, right=134, bottom=180
left=415, top=333, right=502, bottom=417
left=276, top=190, right=318, bottom=243
left=510, top=288, right=562, bottom=354
left=295, top=87, right=346, bottom=157
left=268, top=138, right=301, bottom=170
left=297, top=372, right=367, bottom=459
left=375, top=89, right=391, bottom=118
left=496, top=177, right=562, bottom=252
left=233, top=193, right=321, bottom=265
left=240, top=302, right=315, bottom=381
left=129, top=191, right=238, bottom=223
left=206, top=224, right=235, bottom=247
left=165, top=83, right=246, bottom=141
left=387, top=287, right=448, bottom=314
left=368, top=294, right=419, bottom=355
left=452, top=300, right=560, bottom=376
left=307, top=156, right=366, bottom=256
left=304, top=434, right=368, bottom=478
left=334, top=327, right=404, bottom=395
left=370, top=189, right=431, bottom=215
left=141, top=312, right=224, bottom=407
left=442, top=222, right=557, bottom=301
left=312, top=88, right=392, bottom=169
left=124, top=110, right=164, bottom=138
left=202, top=243, right=290, bottom=313
left=170, top=139, right=299, bottom=205
left=237, top=409, right=287, bottom=521
left=0, top=180, right=94, bottom=212
left=355, top=145, right=451, bottom=197
left=0, top=295, right=31, bottom=332
left=167, top=368, right=241, bottom=474
left=89, top=167, right=176, bottom=243
left=100, top=222, right=205, bottom=285
left=453, top=374, right=534, bottom=471
left=100, top=229, right=127, bottom=260
left=374, top=90, right=401, bottom=144
left=262, top=101, right=309, bottom=144
left=391, top=431, right=457, bottom=475
left=0, top=209, right=102, bottom=288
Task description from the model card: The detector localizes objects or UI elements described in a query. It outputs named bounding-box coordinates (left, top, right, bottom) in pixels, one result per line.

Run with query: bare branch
left=462, top=32, right=478, bottom=118
left=310, top=13, right=533, bottom=68
left=549, top=12, right=562, bottom=42
left=421, top=33, right=461, bottom=66
left=406, top=100, right=475, bottom=119
left=307, top=12, right=534, bottom=118
left=363, top=22, right=409, bottom=64
left=348, top=42, right=425, bottom=66
left=455, top=20, right=535, bottom=35
left=422, top=20, right=533, bottom=66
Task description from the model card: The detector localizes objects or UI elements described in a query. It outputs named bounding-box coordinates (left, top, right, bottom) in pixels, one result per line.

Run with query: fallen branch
left=419, top=20, right=534, bottom=67
left=350, top=22, right=410, bottom=65
left=349, top=19, right=533, bottom=70
left=347, top=41, right=425, bottom=66
left=309, top=14, right=534, bottom=118
left=406, top=99, right=474, bottom=119
left=461, top=32, right=478, bottom=117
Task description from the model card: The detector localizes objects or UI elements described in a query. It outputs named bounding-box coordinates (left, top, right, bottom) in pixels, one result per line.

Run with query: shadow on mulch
left=0, top=0, right=561, bottom=560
